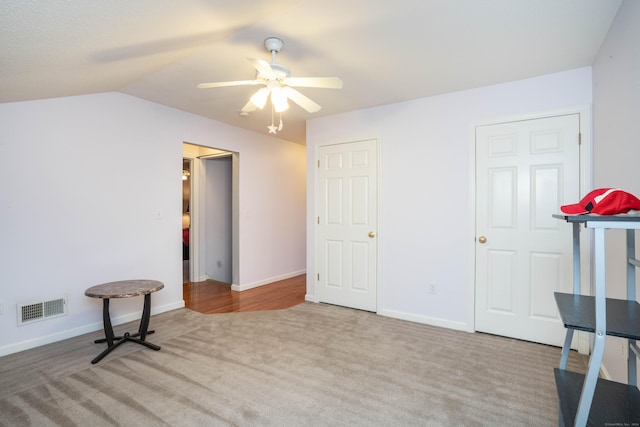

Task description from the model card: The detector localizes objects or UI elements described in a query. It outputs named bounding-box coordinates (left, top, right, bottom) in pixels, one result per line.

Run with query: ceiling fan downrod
left=264, top=37, right=284, bottom=64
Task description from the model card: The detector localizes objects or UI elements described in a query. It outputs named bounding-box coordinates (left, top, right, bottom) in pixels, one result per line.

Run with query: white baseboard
left=231, top=270, right=306, bottom=292
left=301, top=302, right=470, bottom=332
left=0, top=300, right=185, bottom=357
left=378, top=308, right=472, bottom=333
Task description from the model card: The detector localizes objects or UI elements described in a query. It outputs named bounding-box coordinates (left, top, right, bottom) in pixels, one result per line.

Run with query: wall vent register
left=17, top=297, right=67, bottom=326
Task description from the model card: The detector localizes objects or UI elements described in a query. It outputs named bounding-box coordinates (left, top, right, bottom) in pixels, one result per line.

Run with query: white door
left=475, top=114, right=580, bottom=346
left=316, top=139, right=378, bottom=312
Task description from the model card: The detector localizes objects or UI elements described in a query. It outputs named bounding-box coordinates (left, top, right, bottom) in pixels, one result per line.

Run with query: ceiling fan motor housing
left=270, top=63, right=290, bottom=79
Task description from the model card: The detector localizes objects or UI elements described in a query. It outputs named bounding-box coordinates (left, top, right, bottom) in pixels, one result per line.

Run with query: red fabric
left=182, top=228, right=190, bottom=245
left=561, top=188, right=640, bottom=215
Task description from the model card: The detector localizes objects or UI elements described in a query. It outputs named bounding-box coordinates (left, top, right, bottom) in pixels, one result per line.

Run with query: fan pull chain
left=267, top=102, right=284, bottom=134
left=268, top=102, right=277, bottom=134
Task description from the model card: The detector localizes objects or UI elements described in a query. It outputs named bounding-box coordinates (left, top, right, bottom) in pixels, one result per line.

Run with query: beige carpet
left=0, top=303, right=587, bottom=426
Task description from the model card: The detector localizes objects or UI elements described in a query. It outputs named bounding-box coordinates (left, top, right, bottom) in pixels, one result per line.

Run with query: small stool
left=85, top=280, right=164, bottom=364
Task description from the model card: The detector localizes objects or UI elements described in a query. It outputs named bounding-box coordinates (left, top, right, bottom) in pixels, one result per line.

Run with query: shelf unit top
left=553, top=213, right=640, bottom=229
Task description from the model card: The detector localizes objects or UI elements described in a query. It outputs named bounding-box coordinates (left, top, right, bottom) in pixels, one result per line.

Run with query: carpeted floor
left=0, top=303, right=587, bottom=426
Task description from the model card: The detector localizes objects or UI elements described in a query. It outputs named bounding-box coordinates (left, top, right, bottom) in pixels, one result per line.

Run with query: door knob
left=368, top=231, right=376, bottom=238
left=478, top=236, right=487, bottom=244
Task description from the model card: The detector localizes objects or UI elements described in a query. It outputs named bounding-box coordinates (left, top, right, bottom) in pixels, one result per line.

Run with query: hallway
left=183, top=274, right=306, bottom=314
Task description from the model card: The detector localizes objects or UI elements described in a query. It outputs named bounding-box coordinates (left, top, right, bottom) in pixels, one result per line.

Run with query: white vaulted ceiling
left=0, top=0, right=621, bottom=144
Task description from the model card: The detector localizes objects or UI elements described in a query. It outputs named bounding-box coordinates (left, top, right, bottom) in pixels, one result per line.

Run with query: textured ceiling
left=0, top=0, right=622, bottom=144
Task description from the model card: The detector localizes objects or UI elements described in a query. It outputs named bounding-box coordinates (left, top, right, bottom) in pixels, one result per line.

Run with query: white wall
left=306, top=67, right=592, bottom=330
left=0, top=92, right=306, bottom=355
left=592, top=0, right=640, bottom=383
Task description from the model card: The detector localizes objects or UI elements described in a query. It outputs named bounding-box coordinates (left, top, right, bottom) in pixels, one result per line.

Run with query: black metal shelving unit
left=554, top=214, right=640, bottom=426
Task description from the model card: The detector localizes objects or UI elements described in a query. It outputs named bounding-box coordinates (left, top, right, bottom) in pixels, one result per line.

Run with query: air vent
left=17, top=296, right=67, bottom=326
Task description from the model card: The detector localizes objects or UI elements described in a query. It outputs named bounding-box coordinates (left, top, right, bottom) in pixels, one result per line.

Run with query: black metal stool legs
left=91, top=295, right=160, bottom=364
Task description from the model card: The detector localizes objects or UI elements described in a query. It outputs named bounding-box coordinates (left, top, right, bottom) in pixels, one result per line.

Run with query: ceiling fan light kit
left=198, top=37, right=343, bottom=135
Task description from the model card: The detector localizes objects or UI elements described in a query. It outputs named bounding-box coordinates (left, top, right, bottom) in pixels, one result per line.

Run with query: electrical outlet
left=428, top=283, right=437, bottom=294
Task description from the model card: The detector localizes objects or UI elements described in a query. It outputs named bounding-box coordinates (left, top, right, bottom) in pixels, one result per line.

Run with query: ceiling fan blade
left=241, top=100, right=258, bottom=113
left=282, top=87, right=321, bottom=113
left=197, top=80, right=257, bottom=89
left=247, top=57, right=275, bottom=79
left=284, top=77, right=343, bottom=89
left=249, top=87, right=271, bottom=109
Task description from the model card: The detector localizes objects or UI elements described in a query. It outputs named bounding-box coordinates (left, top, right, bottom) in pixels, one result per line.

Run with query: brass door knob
left=478, top=236, right=487, bottom=244
left=368, top=231, right=376, bottom=238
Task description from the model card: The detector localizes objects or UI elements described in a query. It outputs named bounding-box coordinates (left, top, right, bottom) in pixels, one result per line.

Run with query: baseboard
left=231, top=270, right=306, bottom=292
left=0, top=300, right=185, bottom=357
left=378, top=308, right=471, bottom=333
left=305, top=294, right=318, bottom=303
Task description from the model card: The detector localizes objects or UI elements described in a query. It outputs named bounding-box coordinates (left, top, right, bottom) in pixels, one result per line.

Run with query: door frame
left=186, top=149, right=240, bottom=287
left=313, top=138, right=382, bottom=313
left=467, top=105, right=592, bottom=352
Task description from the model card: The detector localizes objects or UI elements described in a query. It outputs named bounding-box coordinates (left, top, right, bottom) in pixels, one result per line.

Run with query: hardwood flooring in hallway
left=183, top=274, right=306, bottom=314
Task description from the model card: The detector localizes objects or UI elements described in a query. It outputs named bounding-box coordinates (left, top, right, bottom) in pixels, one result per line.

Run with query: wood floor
left=183, top=274, right=306, bottom=314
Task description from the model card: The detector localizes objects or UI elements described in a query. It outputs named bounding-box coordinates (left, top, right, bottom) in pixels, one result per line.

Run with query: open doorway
left=182, top=142, right=239, bottom=288
left=182, top=159, right=191, bottom=282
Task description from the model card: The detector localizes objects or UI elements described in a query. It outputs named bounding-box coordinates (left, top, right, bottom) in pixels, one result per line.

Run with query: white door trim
left=313, top=138, right=382, bottom=313
left=189, top=157, right=203, bottom=282
left=186, top=151, right=240, bottom=287
left=467, top=105, right=592, bottom=352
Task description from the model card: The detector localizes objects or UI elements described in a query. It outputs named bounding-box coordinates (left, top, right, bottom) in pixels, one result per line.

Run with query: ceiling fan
left=197, top=37, right=343, bottom=117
